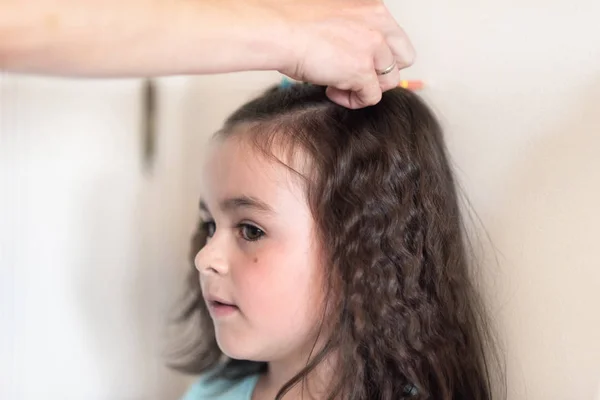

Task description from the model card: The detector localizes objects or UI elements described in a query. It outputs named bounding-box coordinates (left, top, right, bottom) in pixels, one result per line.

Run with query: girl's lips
left=208, top=301, right=239, bottom=317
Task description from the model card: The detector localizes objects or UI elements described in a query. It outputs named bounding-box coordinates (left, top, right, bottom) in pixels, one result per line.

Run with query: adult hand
left=275, top=0, right=416, bottom=109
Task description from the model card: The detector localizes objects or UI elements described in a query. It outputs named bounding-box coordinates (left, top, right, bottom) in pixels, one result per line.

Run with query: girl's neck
left=253, top=352, right=337, bottom=400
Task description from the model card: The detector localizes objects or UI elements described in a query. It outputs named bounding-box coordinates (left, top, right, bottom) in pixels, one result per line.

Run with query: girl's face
left=195, top=133, right=326, bottom=364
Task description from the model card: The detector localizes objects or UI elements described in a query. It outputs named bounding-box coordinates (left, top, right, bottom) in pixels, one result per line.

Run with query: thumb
left=326, top=73, right=383, bottom=109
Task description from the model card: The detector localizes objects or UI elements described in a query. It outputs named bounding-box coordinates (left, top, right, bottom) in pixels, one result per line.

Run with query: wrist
left=170, top=0, right=297, bottom=75
left=235, top=0, right=296, bottom=73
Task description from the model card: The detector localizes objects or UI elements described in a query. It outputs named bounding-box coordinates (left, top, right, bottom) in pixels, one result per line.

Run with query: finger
left=373, top=41, right=401, bottom=92
left=325, top=86, right=353, bottom=108
left=326, top=71, right=383, bottom=109
left=350, top=74, right=383, bottom=108
left=372, top=7, right=417, bottom=69
left=386, top=26, right=416, bottom=69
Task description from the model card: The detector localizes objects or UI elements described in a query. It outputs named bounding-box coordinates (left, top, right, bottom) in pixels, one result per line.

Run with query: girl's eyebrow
left=199, top=196, right=275, bottom=215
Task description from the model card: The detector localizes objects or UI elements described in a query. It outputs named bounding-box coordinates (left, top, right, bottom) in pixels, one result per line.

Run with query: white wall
left=2, top=0, right=599, bottom=399
left=391, top=0, right=600, bottom=399
left=0, top=76, right=192, bottom=399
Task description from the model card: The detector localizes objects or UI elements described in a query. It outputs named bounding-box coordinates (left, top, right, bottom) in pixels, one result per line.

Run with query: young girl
left=170, top=83, right=500, bottom=399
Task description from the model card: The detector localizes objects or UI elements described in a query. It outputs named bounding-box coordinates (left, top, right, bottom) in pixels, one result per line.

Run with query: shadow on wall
left=489, top=77, right=600, bottom=400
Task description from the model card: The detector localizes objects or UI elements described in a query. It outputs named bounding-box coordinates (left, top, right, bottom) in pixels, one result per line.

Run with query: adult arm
left=0, top=0, right=415, bottom=108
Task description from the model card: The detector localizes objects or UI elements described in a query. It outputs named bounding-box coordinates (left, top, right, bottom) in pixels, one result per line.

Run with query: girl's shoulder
left=180, top=370, right=260, bottom=400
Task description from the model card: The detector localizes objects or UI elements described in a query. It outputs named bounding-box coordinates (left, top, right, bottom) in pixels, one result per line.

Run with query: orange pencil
left=398, top=80, right=424, bottom=90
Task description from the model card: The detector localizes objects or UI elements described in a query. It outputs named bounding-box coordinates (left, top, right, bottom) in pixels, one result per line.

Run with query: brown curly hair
left=169, top=84, right=502, bottom=399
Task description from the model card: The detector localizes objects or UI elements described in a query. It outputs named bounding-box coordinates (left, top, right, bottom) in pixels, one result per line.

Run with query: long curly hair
left=169, top=84, right=502, bottom=399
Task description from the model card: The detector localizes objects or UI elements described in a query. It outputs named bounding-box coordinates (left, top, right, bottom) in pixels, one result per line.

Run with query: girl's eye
left=239, top=223, right=265, bottom=242
left=202, top=220, right=216, bottom=238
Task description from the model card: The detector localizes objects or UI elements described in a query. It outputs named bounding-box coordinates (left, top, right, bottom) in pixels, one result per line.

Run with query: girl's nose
left=194, top=236, right=229, bottom=276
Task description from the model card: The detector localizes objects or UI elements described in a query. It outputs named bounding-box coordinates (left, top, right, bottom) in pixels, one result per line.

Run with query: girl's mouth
left=208, top=300, right=239, bottom=317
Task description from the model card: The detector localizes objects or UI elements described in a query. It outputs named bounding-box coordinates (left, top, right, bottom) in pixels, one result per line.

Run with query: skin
left=0, top=0, right=415, bottom=108
left=195, top=134, right=331, bottom=398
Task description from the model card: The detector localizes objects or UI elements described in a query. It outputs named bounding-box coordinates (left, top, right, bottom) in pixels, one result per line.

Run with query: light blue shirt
left=181, top=372, right=260, bottom=400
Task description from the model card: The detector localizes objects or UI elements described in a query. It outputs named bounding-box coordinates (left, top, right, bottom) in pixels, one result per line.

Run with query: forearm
left=0, top=0, right=291, bottom=77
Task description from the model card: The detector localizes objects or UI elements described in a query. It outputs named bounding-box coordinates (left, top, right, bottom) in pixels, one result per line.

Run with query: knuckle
left=396, top=49, right=416, bottom=69
left=368, top=30, right=386, bottom=48
left=366, top=93, right=383, bottom=107
left=336, top=81, right=353, bottom=91
left=380, top=80, right=397, bottom=92
left=354, top=55, right=373, bottom=74
left=403, top=48, right=417, bottom=66
left=363, top=88, right=383, bottom=106
left=373, top=90, right=383, bottom=104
